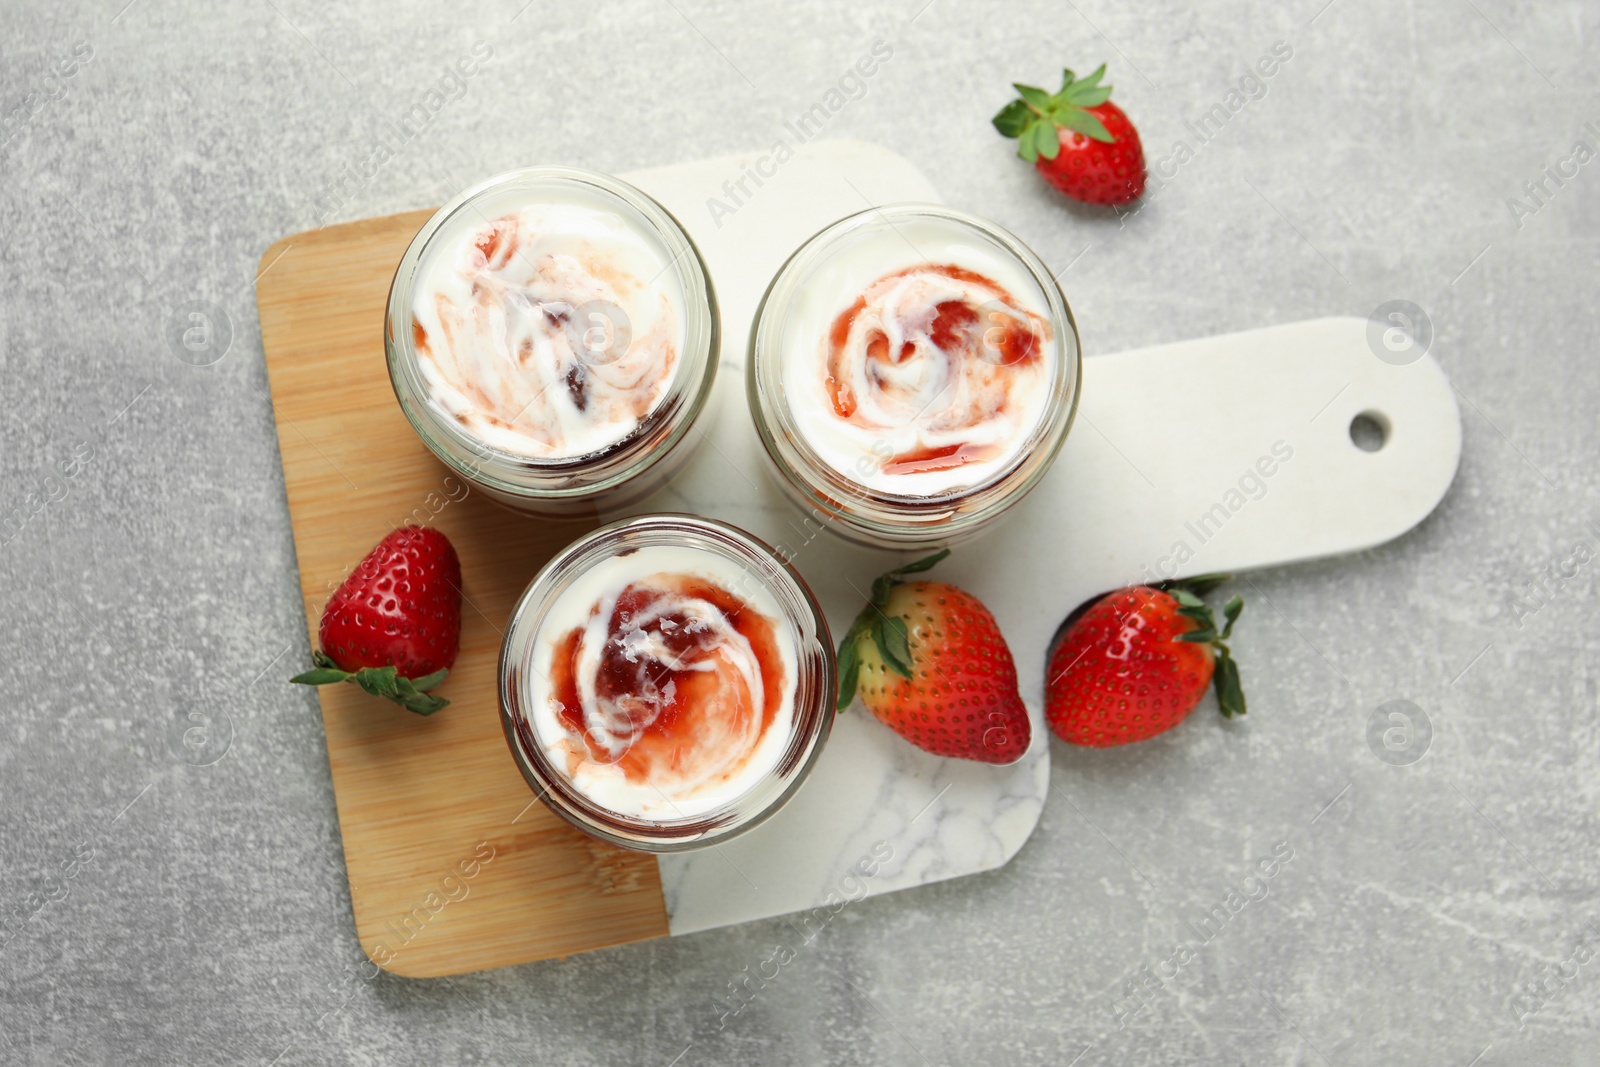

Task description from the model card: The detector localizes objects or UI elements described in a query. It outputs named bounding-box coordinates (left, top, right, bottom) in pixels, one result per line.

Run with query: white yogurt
left=411, top=188, right=686, bottom=459
left=776, top=216, right=1058, bottom=497
left=523, top=545, right=799, bottom=821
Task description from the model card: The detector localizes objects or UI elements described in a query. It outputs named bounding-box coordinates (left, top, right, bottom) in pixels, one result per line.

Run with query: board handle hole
left=1350, top=410, right=1390, bottom=452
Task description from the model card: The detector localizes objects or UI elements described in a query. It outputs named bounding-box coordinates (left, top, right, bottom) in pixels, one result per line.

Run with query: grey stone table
left=2, top=0, right=1596, bottom=1063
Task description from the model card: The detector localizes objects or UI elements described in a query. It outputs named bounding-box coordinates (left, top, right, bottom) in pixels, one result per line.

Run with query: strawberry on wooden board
left=1046, top=577, right=1246, bottom=747
left=992, top=64, right=1147, bottom=207
left=291, top=525, right=462, bottom=716
left=835, top=550, right=1031, bottom=764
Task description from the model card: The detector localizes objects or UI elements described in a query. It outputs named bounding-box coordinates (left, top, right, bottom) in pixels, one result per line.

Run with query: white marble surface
left=616, top=142, right=1057, bottom=936
left=659, top=713, right=1050, bottom=936
left=610, top=144, right=1461, bottom=938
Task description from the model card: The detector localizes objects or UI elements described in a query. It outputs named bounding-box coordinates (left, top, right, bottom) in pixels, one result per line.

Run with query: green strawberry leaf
left=290, top=668, right=352, bottom=686
left=1063, top=86, right=1112, bottom=108
left=390, top=673, right=450, bottom=715
left=835, top=634, right=861, bottom=712
left=1170, top=588, right=1205, bottom=609
left=871, top=620, right=907, bottom=678
left=1057, top=67, right=1078, bottom=93
left=353, top=666, right=400, bottom=698
left=1178, top=599, right=1217, bottom=635
left=992, top=100, right=1033, bottom=137
left=1033, top=121, right=1062, bottom=160
left=1056, top=107, right=1114, bottom=144
left=1017, top=134, right=1041, bottom=164
left=1067, top=63, right=1106, bottom=94
left=397, top=689, right=451, bottom=716
left=410, top=668, right=450, bottom=691
left=1178, top=628, right=1218, bottom=644
left=1013, top=83, right=1053, bottom=110
left=894, top=548, right=952, bottom=575
left=878, top=616, right=914, bottom=678
left=1214, top=649, right=1247, bottom=718
left=1220, top=596, right=1244, bottom=640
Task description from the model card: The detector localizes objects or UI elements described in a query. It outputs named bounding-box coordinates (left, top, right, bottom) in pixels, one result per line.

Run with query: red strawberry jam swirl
left=414, top=208, right=680, bottom=458
left=547, top=574, right=787, bottom=798
left=824, top=264, right=1049, bottom=477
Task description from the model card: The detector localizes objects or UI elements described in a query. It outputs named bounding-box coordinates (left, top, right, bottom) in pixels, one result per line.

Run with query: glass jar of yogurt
left=747, top=204, right=1081, bottom=548
left=386, top=167, right=719, bottom=515
left=499, top=515, right=835, bottom=852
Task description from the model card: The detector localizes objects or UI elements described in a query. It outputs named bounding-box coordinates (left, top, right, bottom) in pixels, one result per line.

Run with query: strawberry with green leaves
left=291, top=525, right=461, bottom=715
left=1046, top=576, right=1246, bottom=747
left=836, top=550, right=1030, bottom=764
left=993, top=64, right=1146, bottom=207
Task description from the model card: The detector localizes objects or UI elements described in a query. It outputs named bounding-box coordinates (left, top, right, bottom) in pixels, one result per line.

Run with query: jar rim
left=746, top=202, right=1081, bottom=544
left=498, top=514, right=837, bottom=852
left=385, top=166, right=720, bottom=501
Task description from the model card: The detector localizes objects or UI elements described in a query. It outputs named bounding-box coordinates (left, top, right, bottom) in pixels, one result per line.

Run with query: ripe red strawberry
left=1045, top=578, right=1246, bottom=747
left=290, top=525, right=462, bottom=715
left=836, top=551, right=1030, bottom=764
left=992, top=64, right=1146, bottom=207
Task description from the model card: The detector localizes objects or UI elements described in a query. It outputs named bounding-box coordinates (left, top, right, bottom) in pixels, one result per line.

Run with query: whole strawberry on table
left=992, top=63, right=1146, bottom=207
left=1046, top=576, right=1247, bottom=747
left=835, top=550, right=1031, bottom=765
left=291, top=525, right=462, bottom=715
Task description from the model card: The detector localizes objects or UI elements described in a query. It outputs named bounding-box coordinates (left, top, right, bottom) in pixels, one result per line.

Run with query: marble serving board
left=258, top=140, right=1461, bottom=976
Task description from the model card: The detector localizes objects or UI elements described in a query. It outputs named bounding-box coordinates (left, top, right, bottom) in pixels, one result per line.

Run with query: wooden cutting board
left=259, top=201, right=675, bottom=975
left=259, top=143, right=1462, bottom=978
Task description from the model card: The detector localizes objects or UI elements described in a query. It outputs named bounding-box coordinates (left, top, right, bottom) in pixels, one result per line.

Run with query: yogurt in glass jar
left=747, top=204, right=1080, bottom=547
left=386, top=167, right=718, bottom=515
left=499, top=515, right=834, bottom=851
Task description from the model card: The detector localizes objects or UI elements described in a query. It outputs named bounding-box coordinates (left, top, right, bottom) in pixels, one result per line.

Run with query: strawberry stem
left=1163, top=577, right=1248, bottom=719
left=291, top=650, right=451, bottom=716
left=836, top=549, right=951, bottom=711
left=992, top=64, right=1118, bottom=163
